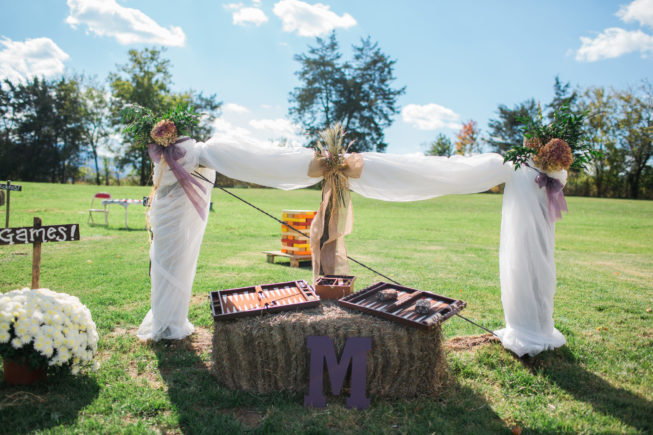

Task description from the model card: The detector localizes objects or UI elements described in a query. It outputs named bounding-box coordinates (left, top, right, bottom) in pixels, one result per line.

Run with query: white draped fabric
left=137, top=140, right=215, bottom=341
left=141, top=137, right=566, bottom=356
left=495, top=167, right=567, bottom=356
left=198, top=137, right=317, bottom=190
left=350, top=153, right=513, bottom=201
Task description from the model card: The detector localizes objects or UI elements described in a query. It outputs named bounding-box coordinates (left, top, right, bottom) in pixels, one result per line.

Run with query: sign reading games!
left=0, top=224, right=80, bottom=245
left=0, top=183, right=22, bottom=192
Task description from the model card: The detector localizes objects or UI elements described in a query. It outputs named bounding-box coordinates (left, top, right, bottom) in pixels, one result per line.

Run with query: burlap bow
left=308, top=153, right=363, bottom=283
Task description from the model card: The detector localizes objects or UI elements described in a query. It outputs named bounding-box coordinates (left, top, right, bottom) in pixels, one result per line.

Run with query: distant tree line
left=426, top=77, right=653, bottom=199
left=1, top=38, right=650, bottom=199
left=0, top=47, right=220, bottom=186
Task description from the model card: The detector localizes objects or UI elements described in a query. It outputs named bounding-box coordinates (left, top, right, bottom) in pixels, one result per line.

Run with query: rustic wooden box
left=338, top=282, right=466, bottom=329
left=210, top=280, right=320, bottom=320
left=314, top=275, right=356, bottom=300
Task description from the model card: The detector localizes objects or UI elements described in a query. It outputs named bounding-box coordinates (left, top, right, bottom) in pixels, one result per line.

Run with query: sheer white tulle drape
left=141, top=137, right=566, bottom=356
left=137, top=141, right=214, bottom=341
left=495, top=166, right=566, bottom=356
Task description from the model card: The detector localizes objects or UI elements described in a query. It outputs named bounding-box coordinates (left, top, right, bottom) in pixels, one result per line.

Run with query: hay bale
left=211, top=302, right=447, bottom=398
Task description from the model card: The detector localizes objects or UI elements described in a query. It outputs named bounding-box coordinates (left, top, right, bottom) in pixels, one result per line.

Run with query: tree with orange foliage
left=455, top=120, right=481, bottom=156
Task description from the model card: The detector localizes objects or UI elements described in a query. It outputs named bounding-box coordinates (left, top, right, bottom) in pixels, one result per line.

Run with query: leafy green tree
left=109, top=47, right=221, bottom=185
left=616, top=82, right=653, bottom=199
left=486, top=99, right=538, bottom=154
left=0, top=77, right=87, bottom=183
left=109, top=47, right=173, bottom=185
left=547, top=76, right=579, bottom=119
left=289, top=32, right=405, bottom=152
left=580, top=87, right=625, bottom=197
left=52, top=77, right=87, bottom=183
left=455, top=120, right=480, bottom=156
left=425, top=133, right=453, bottom=156
left=81, top=81, right=110, bottom=185
left=0, top=82, right=17, bottom=179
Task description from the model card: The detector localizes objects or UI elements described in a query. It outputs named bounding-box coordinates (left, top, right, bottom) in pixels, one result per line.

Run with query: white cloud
left=223, top=102, right=251, bottom=114
left=575, top=27, right=653, bottom=61
left=225, top=3, right=269, bottom=26
left=66, top=0, right=186, bottom=46
left=272, top=0, right=356, bottom=37
left=0, top=37, right=69, bottom=83
left=617, top=0, right=653, bottom=28
left=574, top=0, right=653, bottom=62
left=249, top=118, right=299, bottom=137
left=211, top=115, right=304, bottom=148
left=211, top=117, right=256, bottom=140
left=401, top=103, right=461, bottom=131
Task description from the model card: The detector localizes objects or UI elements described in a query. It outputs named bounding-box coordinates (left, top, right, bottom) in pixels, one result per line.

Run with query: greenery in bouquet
left=120, top=103, right=200, bottom=149
left=503, top=104, right=602, bottom=172
left=315, top=123, right=355, bottom=208
left=0, top=288, right=99, bottom=375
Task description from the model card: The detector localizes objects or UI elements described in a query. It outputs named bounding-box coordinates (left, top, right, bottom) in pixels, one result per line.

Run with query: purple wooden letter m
left=304, top=336, right=372, bottom=410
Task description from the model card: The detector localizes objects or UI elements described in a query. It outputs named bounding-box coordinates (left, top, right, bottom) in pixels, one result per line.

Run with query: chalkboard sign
left=0, top=183, right=22, bottom=192
left=0, top=224, right=80, bottom=245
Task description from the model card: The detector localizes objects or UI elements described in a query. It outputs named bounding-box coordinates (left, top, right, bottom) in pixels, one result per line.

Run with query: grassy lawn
left=1, top=182, right=651, bottom=434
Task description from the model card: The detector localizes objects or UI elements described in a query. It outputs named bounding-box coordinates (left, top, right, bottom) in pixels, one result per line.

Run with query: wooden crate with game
left=210, top=280, right=320, bottom=320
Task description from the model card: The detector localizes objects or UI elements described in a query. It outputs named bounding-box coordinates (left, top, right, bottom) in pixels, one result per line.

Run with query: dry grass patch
left=446, top=333, right=500, bottom=352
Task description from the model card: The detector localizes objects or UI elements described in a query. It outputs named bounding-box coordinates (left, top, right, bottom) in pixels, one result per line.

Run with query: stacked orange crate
left=281, top=210, right=316, bottom=256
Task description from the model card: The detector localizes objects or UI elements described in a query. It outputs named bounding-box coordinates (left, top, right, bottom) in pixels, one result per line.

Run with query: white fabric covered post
left=137, top=140, right=215, bottom=341
left=495, top=166, right=567, bottom=356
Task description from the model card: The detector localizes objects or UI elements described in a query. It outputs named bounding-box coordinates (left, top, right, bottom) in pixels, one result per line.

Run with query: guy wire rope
left=191, top=170, right=498, bottom=337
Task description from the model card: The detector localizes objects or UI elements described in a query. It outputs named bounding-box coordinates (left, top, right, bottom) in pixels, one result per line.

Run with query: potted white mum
left=0, top=288, right=99, bottom=384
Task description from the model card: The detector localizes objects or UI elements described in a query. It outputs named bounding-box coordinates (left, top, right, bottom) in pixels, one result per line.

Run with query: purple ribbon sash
left=148, top=138, right=208, bottom=220
left=535, top=172, right=568, bottom=222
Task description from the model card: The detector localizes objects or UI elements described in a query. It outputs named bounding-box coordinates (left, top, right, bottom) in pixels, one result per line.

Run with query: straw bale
left=211, top=302, right=447, bottom=398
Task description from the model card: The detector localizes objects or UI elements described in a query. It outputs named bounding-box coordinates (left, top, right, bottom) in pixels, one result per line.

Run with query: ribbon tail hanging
left=149, top=140, right=209, bottom=221
left=536, top=172, right=568, bottom=222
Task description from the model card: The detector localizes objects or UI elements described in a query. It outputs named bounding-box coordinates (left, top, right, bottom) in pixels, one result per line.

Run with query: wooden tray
left=337, top=282, right=466, bottom=329
left=314, top=275, right=356, bottom=300
left=210, top=280, right=320, bottom=320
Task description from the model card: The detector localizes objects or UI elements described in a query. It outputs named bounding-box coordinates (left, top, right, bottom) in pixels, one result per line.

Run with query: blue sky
left=1, top=0, right=652, bottom=155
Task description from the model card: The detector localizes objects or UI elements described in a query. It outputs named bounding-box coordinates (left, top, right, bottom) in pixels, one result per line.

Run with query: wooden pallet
left=263, top=250, right=312, bottom=268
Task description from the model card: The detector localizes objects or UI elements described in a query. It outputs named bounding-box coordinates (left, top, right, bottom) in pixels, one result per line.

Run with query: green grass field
left=1, top=182, right=651, bottom=434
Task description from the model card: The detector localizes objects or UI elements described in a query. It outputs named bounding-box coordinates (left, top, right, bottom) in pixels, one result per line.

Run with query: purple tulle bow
left=148, top=138, right=208, bottom=220
left=535, top=172, right=568, bottom=222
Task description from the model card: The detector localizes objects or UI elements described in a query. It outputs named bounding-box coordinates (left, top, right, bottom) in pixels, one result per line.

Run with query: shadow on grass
left=151, top=334, right=267, bottom=433
left=0, top=373, right=99, bottom=434
left=524, top=346, right=653, bottom=433
left=152, top=331, right=509, bottom=434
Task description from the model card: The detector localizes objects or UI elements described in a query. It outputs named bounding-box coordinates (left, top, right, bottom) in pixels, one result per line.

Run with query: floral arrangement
left=150, top=119, right=178, bottom=147
left=504, top=104, right=601, bottom=172
left=120, top=103, right=200, bottom=149
left=314, top=123, right=355, bottom=208
left=532, top=138, right=573, bottom=172
left=0, top=288, right=99, bottom=375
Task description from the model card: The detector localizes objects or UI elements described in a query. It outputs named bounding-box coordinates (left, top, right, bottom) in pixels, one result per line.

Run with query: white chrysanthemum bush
left=0, top=288, right=99, bottom=375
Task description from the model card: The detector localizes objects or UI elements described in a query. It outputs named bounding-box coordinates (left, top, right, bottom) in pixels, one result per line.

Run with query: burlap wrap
left=308, top=154, right=363, bottom=283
